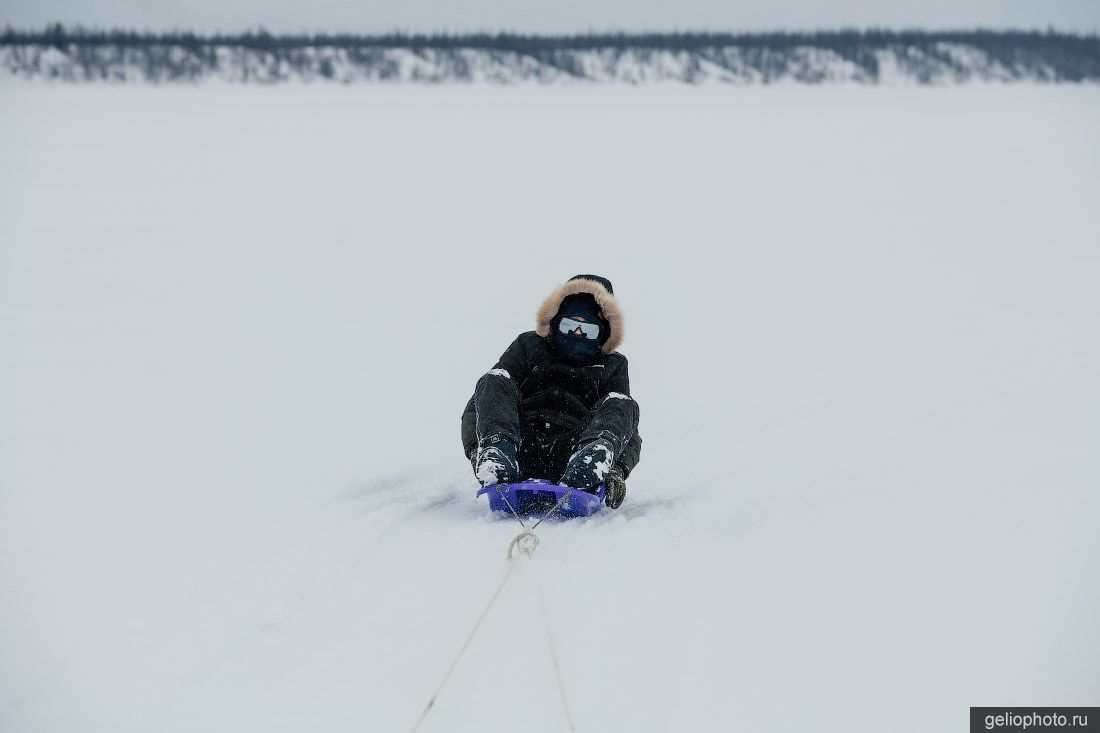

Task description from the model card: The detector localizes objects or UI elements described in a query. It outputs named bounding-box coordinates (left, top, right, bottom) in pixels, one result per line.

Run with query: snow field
left=1, top=84, right=1098, bottom=731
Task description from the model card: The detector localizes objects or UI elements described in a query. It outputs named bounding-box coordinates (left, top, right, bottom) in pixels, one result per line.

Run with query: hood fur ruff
left=535, top=278, right=624, bottom=354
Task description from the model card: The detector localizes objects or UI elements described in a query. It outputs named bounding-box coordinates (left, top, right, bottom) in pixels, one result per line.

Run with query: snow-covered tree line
left=2, top=25, right=1098, bottom=84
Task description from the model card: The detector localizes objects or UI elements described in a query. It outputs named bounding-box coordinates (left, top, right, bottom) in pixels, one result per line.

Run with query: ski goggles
left=558, top=317, right=600, bottom=340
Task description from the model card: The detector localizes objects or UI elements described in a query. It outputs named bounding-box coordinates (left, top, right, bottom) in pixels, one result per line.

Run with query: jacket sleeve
left=607, top=358, right=642, bottom=473
left=618, top=432, right=642, bottom=478
left=460, top=334, right=533, bottom=456
left=590, top=355, right=642, bottom=477
left=461, top=396, right=478, bottom=458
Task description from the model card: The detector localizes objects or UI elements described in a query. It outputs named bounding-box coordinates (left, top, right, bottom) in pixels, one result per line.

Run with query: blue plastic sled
left=477, top=479, right=605, bottom=518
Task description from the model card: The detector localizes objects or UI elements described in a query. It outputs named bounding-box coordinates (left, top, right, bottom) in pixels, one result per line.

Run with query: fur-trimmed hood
left=535, top=275, right=624, bottom=354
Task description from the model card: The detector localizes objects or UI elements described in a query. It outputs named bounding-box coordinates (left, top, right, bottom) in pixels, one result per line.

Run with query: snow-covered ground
left=1, top=85, right=1097, bottom=732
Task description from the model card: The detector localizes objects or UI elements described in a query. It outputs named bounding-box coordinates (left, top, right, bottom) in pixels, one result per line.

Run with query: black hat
left=569, top=274, right=614, bottom=295
left=558, top=293, right=603, bottom=324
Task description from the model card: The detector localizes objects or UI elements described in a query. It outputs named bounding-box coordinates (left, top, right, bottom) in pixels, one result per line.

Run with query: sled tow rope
left=409, top=488, right=578, bottom=732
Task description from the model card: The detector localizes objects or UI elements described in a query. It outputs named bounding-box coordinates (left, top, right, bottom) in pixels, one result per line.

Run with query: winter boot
left=474, top=434, right=520, bottom=487
left=559, top=438, right=615, bottom=492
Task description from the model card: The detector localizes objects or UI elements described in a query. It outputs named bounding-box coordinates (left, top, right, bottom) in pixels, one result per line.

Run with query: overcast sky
left=3, top=0, right=1098, bottom=34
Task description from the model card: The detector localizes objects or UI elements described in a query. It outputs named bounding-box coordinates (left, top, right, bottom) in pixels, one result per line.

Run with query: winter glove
left=605, top=464, right=627, bottom=509
left=559, top=438, right=615, bottom=492
left=473, top=434, right=520, bottom=487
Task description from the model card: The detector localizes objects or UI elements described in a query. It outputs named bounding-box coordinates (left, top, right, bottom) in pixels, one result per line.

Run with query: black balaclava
left=551, top=293, right=607, bottom=365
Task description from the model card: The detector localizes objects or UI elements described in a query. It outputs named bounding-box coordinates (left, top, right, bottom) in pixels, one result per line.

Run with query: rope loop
left=508, top=530, right=540, bottom=560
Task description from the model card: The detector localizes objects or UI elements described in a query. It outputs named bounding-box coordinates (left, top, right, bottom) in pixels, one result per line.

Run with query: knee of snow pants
left=473, top=368, right=522, bottom=446
left=579, top=391, right=639, bottom=457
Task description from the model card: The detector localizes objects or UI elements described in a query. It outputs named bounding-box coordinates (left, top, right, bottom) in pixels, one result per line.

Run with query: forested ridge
left=3, top=25, right=1097, bottom=83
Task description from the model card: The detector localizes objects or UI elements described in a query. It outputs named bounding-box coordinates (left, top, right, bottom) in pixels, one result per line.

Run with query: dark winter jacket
left=461, top=277, right=642, bottom=479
